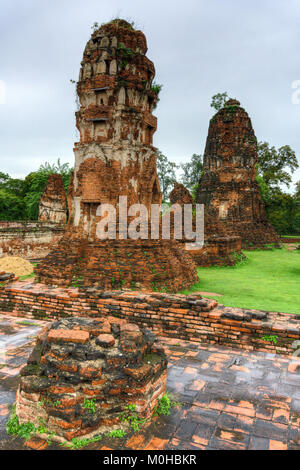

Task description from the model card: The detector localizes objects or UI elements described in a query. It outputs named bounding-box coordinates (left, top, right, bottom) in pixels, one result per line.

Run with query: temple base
left=35, top=235, right=198, bottom=292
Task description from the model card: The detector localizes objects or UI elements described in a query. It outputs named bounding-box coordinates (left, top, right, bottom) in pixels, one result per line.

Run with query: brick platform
left=0, top=281, right=299, bottom=355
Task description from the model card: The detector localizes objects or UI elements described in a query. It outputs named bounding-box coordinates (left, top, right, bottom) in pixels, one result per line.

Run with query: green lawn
left=182, top=246, right=300, bottom=315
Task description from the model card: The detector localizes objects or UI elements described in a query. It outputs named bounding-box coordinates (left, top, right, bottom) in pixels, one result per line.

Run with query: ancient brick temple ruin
left=36, top=20, right=197, bottom=291
left=196, top=99, right=280, bottom=248
left=169, top=182, right=194, bottom=207
left=169, top=182, right=242, bottom=266
left=16, top=317, right=167, bottom=443
left=38, top=174, right=67, bottom=224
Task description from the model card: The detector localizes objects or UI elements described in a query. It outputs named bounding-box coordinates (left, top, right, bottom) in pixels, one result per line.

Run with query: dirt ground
left=0, top=257, right=33, bottom=276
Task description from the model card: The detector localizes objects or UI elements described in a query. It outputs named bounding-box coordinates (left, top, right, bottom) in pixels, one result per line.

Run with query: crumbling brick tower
left=169, top=182, right=242, bottom=266
left=196, top=99, right=280, bottom=248
left=36, top=20, right=197, bottom=291
left=38, top=174, right=67, bottom=224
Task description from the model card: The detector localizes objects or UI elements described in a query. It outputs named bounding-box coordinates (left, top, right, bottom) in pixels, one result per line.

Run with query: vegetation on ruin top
left=183, top=246, right=300, bottom=315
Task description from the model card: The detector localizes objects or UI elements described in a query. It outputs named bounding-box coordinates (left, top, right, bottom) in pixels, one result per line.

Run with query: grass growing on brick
left=183, top=246, right=300, bottom=315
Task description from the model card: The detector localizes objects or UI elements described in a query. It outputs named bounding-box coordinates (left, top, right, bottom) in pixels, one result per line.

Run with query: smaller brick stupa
left=16, top=317, right=167, bottom=443
left=169, top=182, right=242, bottom=266
left=38, top=174, right=67, bottom=224
left=196, top=99, right=280, bottom=248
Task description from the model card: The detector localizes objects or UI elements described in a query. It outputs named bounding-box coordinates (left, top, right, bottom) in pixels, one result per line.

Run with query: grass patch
left=16, top=320, right=38, bottom=327
left=280, top=235, right=300, bottom=238
left=182, top=246, right=300, bottom=315
left=19, top=272, right=35, bottom=281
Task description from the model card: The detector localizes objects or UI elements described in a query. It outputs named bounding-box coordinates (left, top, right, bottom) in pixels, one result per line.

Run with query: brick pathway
left=0, top=314, right=300, bottom=450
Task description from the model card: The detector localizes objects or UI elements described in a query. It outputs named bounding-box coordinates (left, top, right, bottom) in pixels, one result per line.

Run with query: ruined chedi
left=38, top=174, right=67, bottom=224
left=36, top=20, right=197, bottom=291
left=196, top=99, right=280, bottom=248
left=169, top=182, right=242, bottom=266
left=16, top=317, right=167, bottom=443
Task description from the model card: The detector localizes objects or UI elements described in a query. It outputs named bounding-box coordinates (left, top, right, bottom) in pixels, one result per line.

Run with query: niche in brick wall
left=151, top=178, right=161, bottom=205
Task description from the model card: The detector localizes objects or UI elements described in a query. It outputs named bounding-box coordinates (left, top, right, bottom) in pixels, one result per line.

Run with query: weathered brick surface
left=169, top=182, right=242, bottom=266
left=38, top=174, right=67, bottom=224
left=35, top=19, right=197, bottom=292
left=0, top=221, right=64, bottom=259
left=169, top=183, right=193, bottom=206
left=48, top=329, right=89, bottom=344
left=196, top=99, right=280, bottom=249
left=0, top=281, right=299, bottom=355
left=16, top=317, right=167, bottom=442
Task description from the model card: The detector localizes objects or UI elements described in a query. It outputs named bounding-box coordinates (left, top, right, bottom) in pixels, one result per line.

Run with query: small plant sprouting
left=6, top=406, right=57, bottom=442
left=153, top=393, right=182, bottom=417
left=151, top=82, right=163, bottom=109
left=38, top=398, right=61, bottom=408
left=66, top=434, right=103, bottom=449
left=262, top=335, right=278, bottom=345
left=83, top=398, right=96, bottom=414
left=120, top=404, right=147, bottom=432
left=91, top=22, right=99, bottom=32
left=106, top=429, right=127, bottom=438
left=152, top=82, right=163, bottom=95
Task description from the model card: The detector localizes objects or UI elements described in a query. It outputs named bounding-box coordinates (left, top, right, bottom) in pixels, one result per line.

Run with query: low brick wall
left=0, top=221, right=64, bottom=259
left=280, top=237, right=300, bottom=243
left=0, top=281, right=299, bottom=355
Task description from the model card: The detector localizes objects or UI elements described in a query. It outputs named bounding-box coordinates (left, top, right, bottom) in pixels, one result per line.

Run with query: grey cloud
left=0, top=0, right=299, bottom=189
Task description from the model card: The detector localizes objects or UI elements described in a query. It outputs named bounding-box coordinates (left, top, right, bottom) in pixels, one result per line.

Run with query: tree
left=257, top=142, right=299, bottom=191
left=295, top=181, right=300, bottom=200
left=156, top=151, right=178, bottom=201
left=210, top=92, right=229, bottom=112
left=180, top=154, right=203, bottom=193
left=261, top=188, right=297, bottom=235
left=0, top=189, right=25, bottom=220
left=0, top=172, right=26, bottom=220
left=255, top=142, right=299, bottom=235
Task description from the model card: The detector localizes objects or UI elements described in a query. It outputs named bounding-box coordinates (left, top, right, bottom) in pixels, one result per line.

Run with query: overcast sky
left=1, top=0, right=300, bottom=191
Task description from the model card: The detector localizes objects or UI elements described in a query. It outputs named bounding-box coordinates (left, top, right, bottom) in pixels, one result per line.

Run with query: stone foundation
left=16, top=316, right=167, bottom=442
left=0, top=281, right=299, bottom=355
left=190, top=235, right=242, bottom=266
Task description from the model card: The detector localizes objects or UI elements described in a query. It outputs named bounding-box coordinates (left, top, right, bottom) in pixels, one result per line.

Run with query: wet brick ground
left=0, top=314, right=300, bottom=450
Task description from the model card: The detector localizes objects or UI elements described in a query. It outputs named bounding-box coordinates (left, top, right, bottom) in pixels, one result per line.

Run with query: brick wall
left=0, top=281, right=299, bottom=355
left=0, top=222, right=64, bottom=259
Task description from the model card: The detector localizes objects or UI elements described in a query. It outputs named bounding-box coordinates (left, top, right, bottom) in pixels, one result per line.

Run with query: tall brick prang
left=196, top=99, right=280, bottom=248
left=36, top=19, right=198, bottom=291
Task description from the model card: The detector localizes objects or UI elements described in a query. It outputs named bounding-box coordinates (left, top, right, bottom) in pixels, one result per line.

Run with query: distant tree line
left=1, top=92, right=299, bottom=235
left=0, top=159, right=72, bottom=221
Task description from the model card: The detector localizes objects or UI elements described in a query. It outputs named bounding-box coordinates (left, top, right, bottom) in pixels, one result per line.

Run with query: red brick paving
left=0, top=314, right=300, bottom=450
